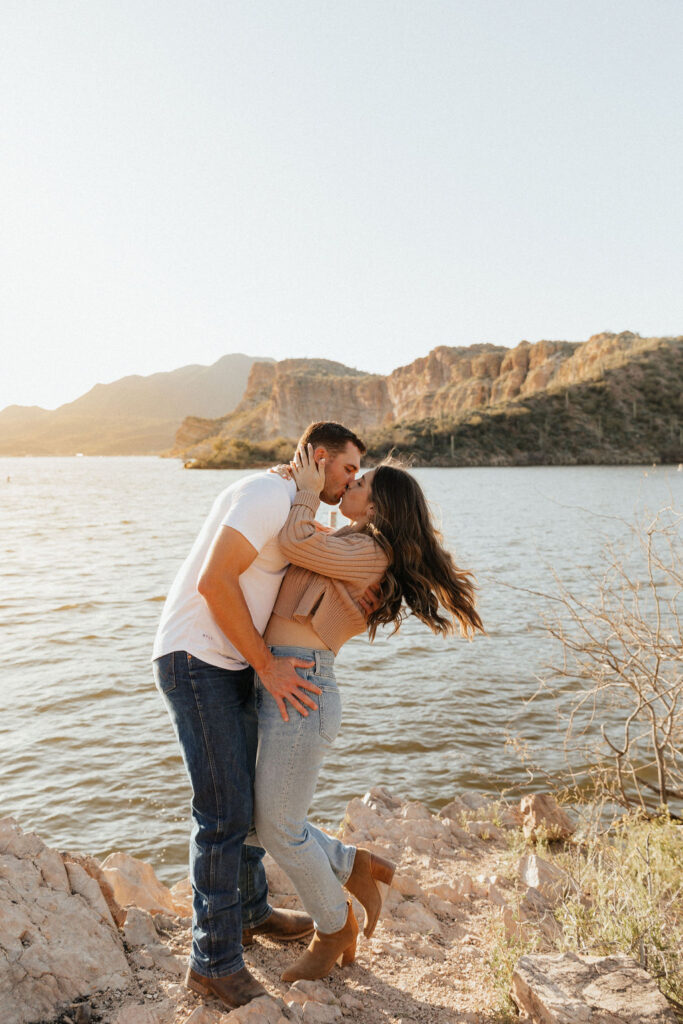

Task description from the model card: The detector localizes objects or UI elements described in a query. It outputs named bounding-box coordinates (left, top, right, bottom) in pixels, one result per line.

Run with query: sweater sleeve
left=278, top=490, right=388, bottom=583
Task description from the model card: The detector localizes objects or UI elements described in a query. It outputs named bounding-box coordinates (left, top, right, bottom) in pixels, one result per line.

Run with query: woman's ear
left=366, top=502, right=376, bottom=521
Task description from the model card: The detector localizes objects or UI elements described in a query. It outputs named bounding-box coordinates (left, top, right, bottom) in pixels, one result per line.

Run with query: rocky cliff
left=176, top=332, right=683, bottom=467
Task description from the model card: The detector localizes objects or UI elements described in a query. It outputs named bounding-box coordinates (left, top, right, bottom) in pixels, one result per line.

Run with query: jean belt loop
left=314, top=650, right=321, bottom=674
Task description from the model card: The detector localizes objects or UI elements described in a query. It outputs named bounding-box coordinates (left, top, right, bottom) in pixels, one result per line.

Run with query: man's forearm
left=200, top=577, right=272, bottom=673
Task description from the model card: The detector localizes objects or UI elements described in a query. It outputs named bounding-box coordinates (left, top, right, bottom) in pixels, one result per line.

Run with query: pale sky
left=2, top=0, right=682, bottom=411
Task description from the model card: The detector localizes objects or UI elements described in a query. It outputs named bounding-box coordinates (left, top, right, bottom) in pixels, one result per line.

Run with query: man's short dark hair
left=298, top=421, right=367, bottom=457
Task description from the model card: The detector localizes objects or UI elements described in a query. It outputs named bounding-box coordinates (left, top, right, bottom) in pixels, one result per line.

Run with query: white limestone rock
left=361, top=786, right=402, bottom=814
left=339, top=991, right=365, bottom=1011
left=224, top=995, right=288, bottom=1023
left=400, top=801, right=432, bottom=821
left=62, top=851, right=127, bottom=927
left=301, top=1003, right=342, bottom=1023
left=518, top=853, right=575, bottom=902
left=182, top=1008, right=224, bottom=1024
left=393, top=873, right=425, bottom=898
left=440, top=819, right=480, bottom=847
left=427, top=881, right=467, bottom=903
left=394, top=900, right=442, bottom=935
left=168, top=876, right=193, bottom=917
left=0, top=818, right=131, bottom=1024
left=405, top=834, right=434, bottom=854
left=123, top=906, right=160, bottom=947
left=100, top=851, right=178, bottom=916
left=289, top=979, right=340, bottom=1005
left=511, top=952, right=677, bottom=1023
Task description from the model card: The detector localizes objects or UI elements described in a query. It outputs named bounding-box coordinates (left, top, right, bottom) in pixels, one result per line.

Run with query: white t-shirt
left=152, top=473, right=296, bottom=670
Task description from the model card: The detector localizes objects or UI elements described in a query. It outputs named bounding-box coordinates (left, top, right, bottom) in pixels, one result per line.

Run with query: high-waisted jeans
left=251, top=645, right=357, bottom=934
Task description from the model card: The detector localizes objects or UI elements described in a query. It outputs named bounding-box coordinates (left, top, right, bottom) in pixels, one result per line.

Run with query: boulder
left=342, top=798, right=404, bottom=845
left=123, top=907, right=165, bottom=947
left=393, top=873, right=425, bottom=898
left=168, top=876, right=193, bottom=917
left=361, top=787, right=402, bottom=814
left=100, top=851, right=178, bottom=916
left=520, top=795, right=575, bottom=842
left=440, top=819, right=479, bottom=847
left=518, top=853, right=574, bottom=901
left=182, top=1008, right=224, bottom=1024
left=62, top=851, right=127, bottom=927
left=223, top=995, right=287, bottom=1023
left=302, top=1003, right=342, bottom=1024
left=400, top=801, right=432, bottom=821
left=0, top=818, right=131, bottom=1024
left=394, top=900, right=441, bottom=934
left=339, top=991, right=365, bottom=1011
left=288, top=980, right=339, bottom=1006
left=511, top=952, right=676, bottom=1023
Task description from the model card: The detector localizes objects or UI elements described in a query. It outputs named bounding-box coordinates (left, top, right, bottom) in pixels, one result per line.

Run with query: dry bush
left=542, top=505, right=682, bottom=815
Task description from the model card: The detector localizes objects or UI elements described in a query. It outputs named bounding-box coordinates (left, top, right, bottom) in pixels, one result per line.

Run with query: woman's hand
left=290, top=443, right=325, bottom=494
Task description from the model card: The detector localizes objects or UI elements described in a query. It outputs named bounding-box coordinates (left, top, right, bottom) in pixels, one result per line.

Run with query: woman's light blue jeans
left=251, top=645, right=357, bottom=934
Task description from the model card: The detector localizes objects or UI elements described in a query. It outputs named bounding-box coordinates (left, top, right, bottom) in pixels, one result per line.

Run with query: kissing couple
left=153, top=420, right=482, bottom=1010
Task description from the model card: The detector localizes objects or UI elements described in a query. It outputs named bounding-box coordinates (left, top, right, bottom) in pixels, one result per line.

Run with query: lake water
left=1, top=457, right=680, bottom=881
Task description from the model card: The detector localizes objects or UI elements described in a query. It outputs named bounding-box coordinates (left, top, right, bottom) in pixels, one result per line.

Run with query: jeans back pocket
left=318, top=683, right=342, bottom=743
left=154, top=652, right=177, bottom=695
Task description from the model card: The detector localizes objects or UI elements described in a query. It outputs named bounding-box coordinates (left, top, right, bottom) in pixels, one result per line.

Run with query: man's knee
left=193, top=806, right=251, bottom=847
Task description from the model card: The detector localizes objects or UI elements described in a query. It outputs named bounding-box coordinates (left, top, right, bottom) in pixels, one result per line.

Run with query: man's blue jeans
left=153, top=651, right=271, bottom=978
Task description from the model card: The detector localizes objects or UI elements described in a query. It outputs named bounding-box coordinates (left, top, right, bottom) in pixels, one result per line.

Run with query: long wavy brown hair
left=364, top=462, right=483, bottom=641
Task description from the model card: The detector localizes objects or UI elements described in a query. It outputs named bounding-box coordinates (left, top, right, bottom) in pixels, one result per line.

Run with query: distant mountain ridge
left=175, top=332, right=683, bottom=467
left=0, top=353, right=266, bottom=455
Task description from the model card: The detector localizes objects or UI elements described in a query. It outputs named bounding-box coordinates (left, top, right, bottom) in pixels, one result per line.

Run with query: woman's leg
left=253, top=654, right=352, bottom=934
left=305, top=823, right=356, bottom=886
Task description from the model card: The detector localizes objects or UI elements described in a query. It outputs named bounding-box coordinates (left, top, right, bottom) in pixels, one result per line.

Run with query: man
left=153, top=421, right=366, bottom=1009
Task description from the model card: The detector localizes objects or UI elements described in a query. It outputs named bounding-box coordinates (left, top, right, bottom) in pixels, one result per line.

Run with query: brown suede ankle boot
left=344, top=848, right=395, bottom=938
left=280, top=902, right=358, bottom=983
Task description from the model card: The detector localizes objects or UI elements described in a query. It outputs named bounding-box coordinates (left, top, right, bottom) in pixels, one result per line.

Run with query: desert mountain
left=0, top=353, right=266, bottom=456
left=176, top=332, right=683, bottom=467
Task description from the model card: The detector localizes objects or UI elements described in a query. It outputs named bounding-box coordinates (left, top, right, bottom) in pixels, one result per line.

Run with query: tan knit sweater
left=272, top=490, right=388, bottom=654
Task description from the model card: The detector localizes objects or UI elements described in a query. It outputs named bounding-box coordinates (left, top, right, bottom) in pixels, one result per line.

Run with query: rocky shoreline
left=0, top=791, right=676, bottom=1024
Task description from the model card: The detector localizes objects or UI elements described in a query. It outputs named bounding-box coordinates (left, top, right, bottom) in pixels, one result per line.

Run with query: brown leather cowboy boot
left=280, top=902, right=358, bottom=983
left=242, top=907, right=314, bottom=946
left=185, top=965, right=267, bottom=1009
left=344, top=848, right=395, bottom=937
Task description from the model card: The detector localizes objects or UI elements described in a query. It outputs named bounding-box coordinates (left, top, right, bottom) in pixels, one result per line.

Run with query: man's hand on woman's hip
left=257, top=654, right=321, bottom=722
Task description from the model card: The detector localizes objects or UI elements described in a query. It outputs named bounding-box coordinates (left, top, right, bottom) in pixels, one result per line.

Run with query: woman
left=252, top=444, right=483, bottom=983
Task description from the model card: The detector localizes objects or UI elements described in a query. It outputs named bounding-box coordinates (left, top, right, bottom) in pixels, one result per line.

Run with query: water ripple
left=1, top=456, right=680, bottom=881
